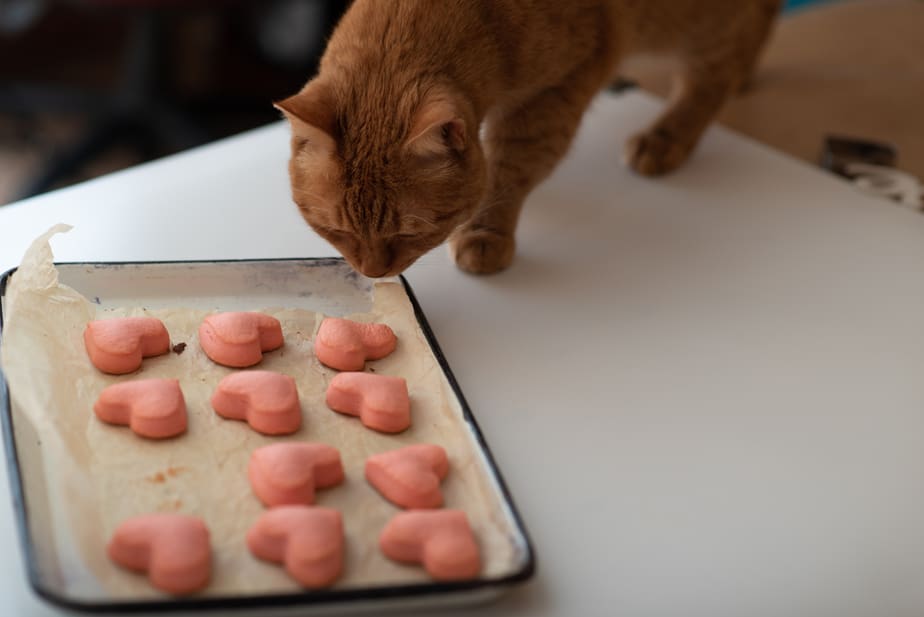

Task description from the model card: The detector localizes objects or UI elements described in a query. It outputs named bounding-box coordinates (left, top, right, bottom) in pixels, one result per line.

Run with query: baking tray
left=0, top=258, right=535, bottom=614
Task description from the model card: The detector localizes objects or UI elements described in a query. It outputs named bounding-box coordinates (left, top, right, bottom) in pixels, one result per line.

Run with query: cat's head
left=276, top=79, right=487, bottom=278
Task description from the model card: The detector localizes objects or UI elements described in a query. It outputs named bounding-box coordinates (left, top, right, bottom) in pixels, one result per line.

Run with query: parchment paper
left=0, top=226, right=522, bottom=600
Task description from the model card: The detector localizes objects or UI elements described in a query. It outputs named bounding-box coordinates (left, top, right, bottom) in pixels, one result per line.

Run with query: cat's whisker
left=469, top=197, right=507, bottom=219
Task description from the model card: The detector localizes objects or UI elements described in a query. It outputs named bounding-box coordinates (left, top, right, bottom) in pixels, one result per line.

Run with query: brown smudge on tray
left=172, top=342, right=187, bottom=354
left=159, top=499, right=183, bottom=511
left=146, top=467, right=187, bottom=483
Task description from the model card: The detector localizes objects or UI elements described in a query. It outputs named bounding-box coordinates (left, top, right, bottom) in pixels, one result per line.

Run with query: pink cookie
left=94, top=379, right=187, bottom=439
left=247, top=506, right=344, bottom=588
left=248, top=442, right=344, bottom=507
left=379, top=510, right=480, bottom=581
left=211, top=371, right=301, bottom=435
left=325, top=372, right=410, bottom=433
left=84, top=317, right=170, bottom=374
left=365, top=444, right=449, bottom=509
left=198, top=312, right=284, bottom=367
left=315, top=317, right=397, bottom=371
left=108, top=514, right=211, bottom=595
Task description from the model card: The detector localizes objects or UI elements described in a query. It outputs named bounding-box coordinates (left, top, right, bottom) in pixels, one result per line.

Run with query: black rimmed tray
left=0, top=258, right=534, bottom=614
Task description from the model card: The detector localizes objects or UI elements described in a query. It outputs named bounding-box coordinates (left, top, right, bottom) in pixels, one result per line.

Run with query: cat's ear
left=405, top=96, right=466, bottom=158
left=274, top=84, right=337, bottom=155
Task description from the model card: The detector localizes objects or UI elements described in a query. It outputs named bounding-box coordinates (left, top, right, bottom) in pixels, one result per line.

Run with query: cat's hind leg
left=624, top=0, right=782, bottom=177
left=623, top=61, right=738, bottom=176
left=735, top=0, right=783, bottom=93
left=451, top=66, right=606, bottom=274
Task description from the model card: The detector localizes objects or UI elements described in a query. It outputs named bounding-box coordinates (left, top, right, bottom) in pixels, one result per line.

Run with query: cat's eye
left=391, top=231, right=441, bottom=245
left=317, top=227, right=352, bottom=244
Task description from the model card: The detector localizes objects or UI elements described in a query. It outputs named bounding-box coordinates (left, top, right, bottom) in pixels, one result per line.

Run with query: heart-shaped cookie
left=325, top=372, right=410, bottom=433
left=107, top=514, right=211, bottom=595
left=94, top=378, right=187, bottom=439
left=379, top=510, right=480, bottom=581
left=248, top=442, right=344, bottom=507
left=211, top=371, right=301, bottom=435
left=198, top=312, right=284, bottom=367
left=315, top=317, right=397, bottom=371
left=246, top=506, right=343, bottom=588
left=84, top=317, right=170, bottom=374
left=365, top=444, right=449, bottom=508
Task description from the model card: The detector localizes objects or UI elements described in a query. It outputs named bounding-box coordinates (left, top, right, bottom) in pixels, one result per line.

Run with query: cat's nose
left=360, top=263, right=391, bottom=278
left=358, top=255, right=394, bottom=278
left=359, top=245, right=393, bottom=278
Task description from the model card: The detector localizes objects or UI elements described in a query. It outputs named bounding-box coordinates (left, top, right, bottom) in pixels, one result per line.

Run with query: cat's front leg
left=449, top=113, right=538, bottom=275
left=450, top=200, right=518, bottom=275
left=450, top=67, right=606, bottom=275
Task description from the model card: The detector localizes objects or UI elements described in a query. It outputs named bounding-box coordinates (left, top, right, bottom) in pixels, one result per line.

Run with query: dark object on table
left=820, top=135, right=897, bottom=177
left=821, top=135, right=922, bottom=211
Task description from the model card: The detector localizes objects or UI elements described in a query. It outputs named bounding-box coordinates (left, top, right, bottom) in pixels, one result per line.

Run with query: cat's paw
left=624, top=128, right=692, bottom=176
left=450, top=228, right=515, bottom=275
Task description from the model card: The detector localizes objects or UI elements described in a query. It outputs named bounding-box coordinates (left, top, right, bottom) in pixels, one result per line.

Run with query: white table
left=2, top=91, right=924, bottom=617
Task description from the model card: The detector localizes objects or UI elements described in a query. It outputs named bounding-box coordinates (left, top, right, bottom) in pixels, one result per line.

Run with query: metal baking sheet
left=0, top=258, right=534, bottom=614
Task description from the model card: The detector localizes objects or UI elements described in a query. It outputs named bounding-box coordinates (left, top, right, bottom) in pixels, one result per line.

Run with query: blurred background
left=0, top=0, right=921, bottom=207
left=0, top=0, right=349, bottom=203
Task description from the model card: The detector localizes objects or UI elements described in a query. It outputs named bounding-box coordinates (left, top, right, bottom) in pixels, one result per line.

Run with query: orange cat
left=277, top=0, right=781, bottom=277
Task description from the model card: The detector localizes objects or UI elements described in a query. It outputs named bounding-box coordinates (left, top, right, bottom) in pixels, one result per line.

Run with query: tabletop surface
left=2, top=91, right=924, bottom=617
